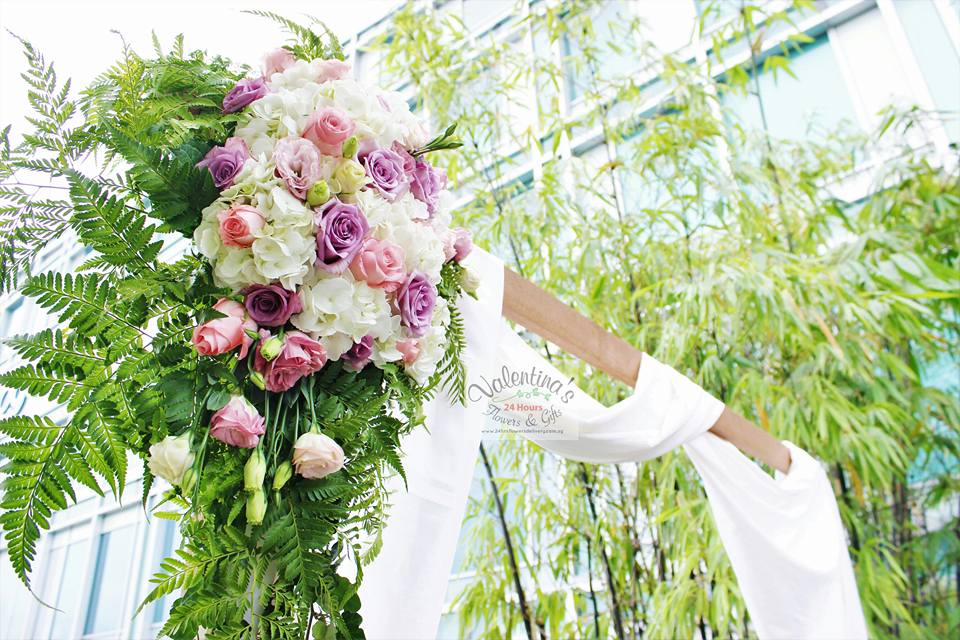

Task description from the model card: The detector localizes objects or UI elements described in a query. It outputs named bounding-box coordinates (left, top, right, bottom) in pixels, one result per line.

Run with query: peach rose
left=192, top=316, right=245, bottom=356
left=217, top=204, right=265, bottom=248
left=212, top=298, right=257, bottom=358
left=292, top=432, right=345, bottom=479
left=348, top=238, right=406, bottom=292
left=302, top=107, right=356, bottom=156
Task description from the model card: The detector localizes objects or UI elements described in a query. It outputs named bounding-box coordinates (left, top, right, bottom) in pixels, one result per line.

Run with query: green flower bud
left=244, top=327, right=260, bottom=340
left=250, top=371, right=266, bottom=390
left=180, top=467, right=197, bottom=494
left=341, top=135, right=359, bottom=159
left=260, top=335, right=284, bottom=361
left=333, top=159, right=368, bottom=195
left=306, top=180, right=331, bottom=207
left=246, top=488, right=267, bottom=525
left=244, top=449, right=266, bottom=491
left=272, top=460, right=293, bottom=491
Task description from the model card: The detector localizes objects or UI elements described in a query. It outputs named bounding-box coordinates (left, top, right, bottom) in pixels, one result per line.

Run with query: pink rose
left=192, top=316, right=245, bottom=356
left=397, top=338, right=420, bottom=364
left=217, top=204, right=265, bottom=248
left=273, top=137, right=327, bottom=200
left=253, top=330, right=327, bottom=392
left=213, top=298, right=257, bottom=358
left=453, top=228, right=473, bottom=262
left=302, top=108, right=356, bottom=156
left=440, top=229, right=457, bottom=262
left=315, top=59, right=351, bottom=83
left=292, top=432, right=345, bottom=479
left=262, top=48, right=296, bottom=78
left=210, top=396, right=266, bottom=449
left=349, top=238, right=406, bottom=292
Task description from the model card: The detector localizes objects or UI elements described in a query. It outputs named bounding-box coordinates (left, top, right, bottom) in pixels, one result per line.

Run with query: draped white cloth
left=358, top=249, right=867, bottom=639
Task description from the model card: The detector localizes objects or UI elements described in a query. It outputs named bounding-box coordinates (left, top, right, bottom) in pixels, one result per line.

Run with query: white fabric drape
left=359, top=249, right=867, bottom=639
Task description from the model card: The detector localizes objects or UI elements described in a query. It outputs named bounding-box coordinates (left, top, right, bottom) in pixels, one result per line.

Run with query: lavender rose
left=409, top=157, right=447, bottom=216
left=242, top=283, right=303, bottom=327
left=314, top=198, right=369, bottom=273
left=397, top=271, right=437, bottom=337
left=197, top=137, right=249, bottom=189
left=341, top=335, right=374, bottom=371
left=222, top=77, right=269, bottom=114
left=361, top=147, right=409, bottom=201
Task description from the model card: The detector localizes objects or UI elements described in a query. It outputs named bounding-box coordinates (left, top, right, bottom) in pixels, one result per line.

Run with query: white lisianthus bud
left=246, top=488, right=267, bottom=525
left=244, top=449, right=266, bottom=491
left=461, top=265, right=481, bottom=296
left=332, top=159, right=368, bottom=195
left=260, top=335, right=284, bottom=361
left=147, top=434, right=194, bottom=486
left=292, top=432, right=345, bottom=479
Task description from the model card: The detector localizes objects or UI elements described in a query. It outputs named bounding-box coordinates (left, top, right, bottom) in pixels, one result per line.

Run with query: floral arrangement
left=0, top=14, right=474, bottom=640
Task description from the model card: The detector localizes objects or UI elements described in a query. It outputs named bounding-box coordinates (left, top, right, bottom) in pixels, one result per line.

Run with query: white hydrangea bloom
left=257, top=186, right=316, bottom=230
left=358, top=191, right=445, bottom=283
left=214, top=246, right=267, bottom=291
left=320, top=332, right=355, bottom=362
left=292, top=274, right=392, bottom=340
left=221, top=156, right=280, bottom=200
left=404, top=326, right=446, bottom=385
left=251, top=227, right=316, bottom=290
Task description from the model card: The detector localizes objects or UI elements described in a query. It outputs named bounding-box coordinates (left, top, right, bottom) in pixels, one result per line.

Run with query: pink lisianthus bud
left=292, top=432, right=345, bottom=479
left=262, top=48, right=296, bottom=78
left=209, top=395, right=266, bottom=449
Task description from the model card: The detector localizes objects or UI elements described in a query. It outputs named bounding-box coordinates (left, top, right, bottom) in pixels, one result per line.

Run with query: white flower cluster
left=193, top=53, right=471, bottom=382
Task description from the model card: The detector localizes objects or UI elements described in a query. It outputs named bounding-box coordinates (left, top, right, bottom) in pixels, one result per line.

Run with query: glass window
left=0, top=550, right=33, bottom=639
left=462, top=0, right=514, bottom=33
left=721, top=36, right=859, bottom=140
left=895, top=0, right=960, bottom=142
left=83, top=522, right=140, bottom=636
left=40, top=531, right=89, bottom=640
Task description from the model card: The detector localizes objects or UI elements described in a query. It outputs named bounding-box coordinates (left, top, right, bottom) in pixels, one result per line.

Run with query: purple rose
left=397, top=272, right=437, bottom=337
left=197, top=137, right=249, bottom=189
left=222, top=77, right=269, bottom=114
left=361, top=147, right=409, bottom=202
left=341, top=335, right=374, bottom=371
left=315, top=198, right=369, bottom=273
left=242, top=284, right=303, bottom=327
left=409, top=157, right=447, bottom=217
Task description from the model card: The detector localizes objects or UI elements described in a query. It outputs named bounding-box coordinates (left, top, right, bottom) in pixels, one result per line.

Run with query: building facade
left=1, top=1, right=958, bottom=638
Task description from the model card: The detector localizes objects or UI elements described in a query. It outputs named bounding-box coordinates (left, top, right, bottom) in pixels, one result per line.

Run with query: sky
left=0, top=0, right=403, bottom=132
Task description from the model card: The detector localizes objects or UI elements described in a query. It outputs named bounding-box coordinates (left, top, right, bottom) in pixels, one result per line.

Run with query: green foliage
left=245, top=11, right=346, bottom=62
left=374, top=1, right=960, bottom=638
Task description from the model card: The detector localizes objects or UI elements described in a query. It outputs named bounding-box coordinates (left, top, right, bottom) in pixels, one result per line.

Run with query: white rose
left=147, top=434, right=194, bottom=486
left=252, top=227, right=316, bottom=290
